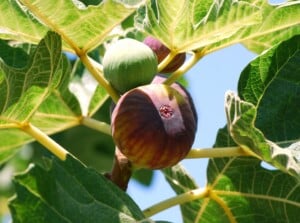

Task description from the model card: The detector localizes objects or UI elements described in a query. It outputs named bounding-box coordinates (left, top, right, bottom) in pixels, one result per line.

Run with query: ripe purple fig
left=143, top=36, right=186, bottom=73
left=111, top=84, right=197, bottom=169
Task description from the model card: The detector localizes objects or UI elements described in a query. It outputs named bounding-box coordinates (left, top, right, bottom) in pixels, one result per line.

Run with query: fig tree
left=143, top=36, right=186, bottom=73
left=111, top=84, right=197, bottom=169
left=103, top=38, right=157, bottom=93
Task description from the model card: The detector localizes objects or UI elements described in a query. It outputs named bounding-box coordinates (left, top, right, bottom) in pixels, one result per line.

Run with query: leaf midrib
left=255, top=46, right=300, bottom=109
left=20, top=0, right=81, bottom=54
left=205, top=7, right=300, bottom=55
left=215, top=189, right=300, bottom=208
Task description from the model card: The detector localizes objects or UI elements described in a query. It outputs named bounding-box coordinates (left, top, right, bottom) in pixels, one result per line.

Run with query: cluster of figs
left=103, top=37, right=197, bottom=169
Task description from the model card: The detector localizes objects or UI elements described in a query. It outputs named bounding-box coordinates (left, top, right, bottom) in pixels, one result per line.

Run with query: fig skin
left=111, top=84, right=197, bottom=169
left=103, top=38, right=158, bottom=93
left=143, top=36, right=186, bottom=73
left=151, top=74, right=197, bottom=124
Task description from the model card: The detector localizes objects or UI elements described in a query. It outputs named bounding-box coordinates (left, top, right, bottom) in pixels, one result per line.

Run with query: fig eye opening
left=159, top=105, right=174, bottom=119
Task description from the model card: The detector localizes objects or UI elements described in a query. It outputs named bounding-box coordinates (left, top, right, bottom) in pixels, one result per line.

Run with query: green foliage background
left=0, top=0, right=299, bottom=222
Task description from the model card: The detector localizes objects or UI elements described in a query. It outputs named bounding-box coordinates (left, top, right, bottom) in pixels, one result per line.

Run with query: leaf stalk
left=163, top=51, right=204, bottom=85
left=157, top=51, right=177, bottom=72
left=81, top=116, right=111, bottom=136
left=20, top=123, right=69, bottom=160
left=186, top=146, right=251, bottom=159
left=143, top=187, right=208, bottom=218
left=79, top=54, right=120, bottom=103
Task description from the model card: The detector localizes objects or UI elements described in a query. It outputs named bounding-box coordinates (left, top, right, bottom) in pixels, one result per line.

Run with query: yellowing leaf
left=0, top=0, right=47, bottom=44
left=136, top=0, right=300, bottom=54
left=17, top=0, right=143, bottom=52
left=136, top=0, right=261, bottom=53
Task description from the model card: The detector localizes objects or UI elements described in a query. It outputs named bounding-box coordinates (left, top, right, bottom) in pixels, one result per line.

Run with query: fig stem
left=20, top=122, right=68, bottom=160
left=81, top=117, right=111, bottom=136
left=79, top=53, right=120, bottom=103
left=185, top=146, right=254, bottom=159
left=163, top=51, right=204, bottom=85
left=157, top=51, right=177, bottom=72
left=106, top=147, right=132, bottom=191
left=143, top=187, right=208, bottom=218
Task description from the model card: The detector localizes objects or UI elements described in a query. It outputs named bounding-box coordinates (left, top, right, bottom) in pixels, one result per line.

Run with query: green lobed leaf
left=238, top=34, right=300, bottom=143
left=163, top=165, right=198, bottom=195
left=241, top=1, right=300, bottom=53
left=206, top=155, right=300, bottom=222
left=0, top=31, right=63, bottom=122
left=0, top=130, right=30, bottom=165
left=163, top=165, right=199, bottom=223
left=207, top=0, right=300, bottom=54
left=0, top=0, right=48, bottom=44
left=0, top=146, right=19, bottom=165
left=0, top=31, right=81, bottom=162
left=12, top=0, right=143, bottom=52
left=9, top=155, right=146, bottom=223
left=46, top=100, right=115, bottom=173
left=225, top=91, right=300, bottom=179
left=0, top=40, right=29, bottom=68
left=225, top=35, right=300, bottom=177
left=132, top=168, right=154, bottom=186
left=30, top=54, right=81, bottom=134
left=164, top=128, right=300, bottom=222
left=207, top=127, right=300, bottom=222
left=136, top=0, right=261, bottom=53
left=136, top=0, right=300, bottom=54
left=206, top=128, right=300, bottom=222
left=88, top=84, right=109, bottom=116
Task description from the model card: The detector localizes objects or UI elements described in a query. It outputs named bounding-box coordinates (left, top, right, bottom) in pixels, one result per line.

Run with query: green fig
left=111, top=84, right=197, bottom=169
left=103, top=38, right=158, bottom=93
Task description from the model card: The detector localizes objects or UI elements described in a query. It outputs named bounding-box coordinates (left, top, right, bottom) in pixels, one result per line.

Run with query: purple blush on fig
left=111, top=84, right=197, bottom=169
left=143, top=36, right=186, bottom=73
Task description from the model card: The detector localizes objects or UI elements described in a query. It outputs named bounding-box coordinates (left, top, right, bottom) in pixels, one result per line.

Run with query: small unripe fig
left=103, top=38, right=157, bottom=93
left=143, top=36, right=186, bottom=73
left=111, top=84, right=197, bottom=169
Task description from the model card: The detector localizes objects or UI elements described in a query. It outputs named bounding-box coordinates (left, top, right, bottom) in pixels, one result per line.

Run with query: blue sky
left=127, top=43, right=256, bottom=222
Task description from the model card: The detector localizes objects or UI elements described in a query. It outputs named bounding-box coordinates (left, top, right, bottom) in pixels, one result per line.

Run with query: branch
left=20, top=123, right=69, bottom=160
left=163, top=51, right=204, bottom=85
left=157, top=51, right=177, bottom=72
left=143, top=187, right=208, bottom=218
left=79, top=54, right=120, bottom=103
left=81, top=116, right=111, bottom=136
left=185, top=146, right=251, bottom=159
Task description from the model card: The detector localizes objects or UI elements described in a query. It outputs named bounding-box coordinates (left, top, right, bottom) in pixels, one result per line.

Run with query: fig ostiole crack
left=159, top=104, right=174, bottom=119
